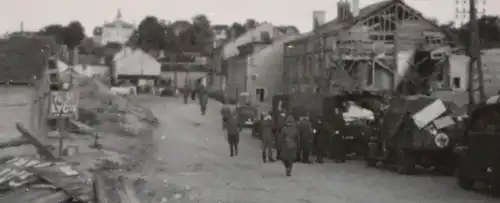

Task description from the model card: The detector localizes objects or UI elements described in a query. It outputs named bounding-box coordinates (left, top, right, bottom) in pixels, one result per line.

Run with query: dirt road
left=137, top=95, right=497, bottom=203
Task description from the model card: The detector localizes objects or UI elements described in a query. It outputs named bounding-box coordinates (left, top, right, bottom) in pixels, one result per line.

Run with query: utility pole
left=456, top=0, right=486, bottom=108
left=469, top=0, right=486, bottom=102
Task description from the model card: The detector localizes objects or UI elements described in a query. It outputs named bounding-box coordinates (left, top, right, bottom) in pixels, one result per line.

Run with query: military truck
left=365, top=95, right=462, bottom=175
left=456, top=96, right=500, bottom=194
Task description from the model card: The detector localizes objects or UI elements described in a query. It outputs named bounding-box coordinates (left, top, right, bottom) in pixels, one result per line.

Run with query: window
left=453, top=77, right=461, bottom=88
left=256, top=88, right=265, bottom=102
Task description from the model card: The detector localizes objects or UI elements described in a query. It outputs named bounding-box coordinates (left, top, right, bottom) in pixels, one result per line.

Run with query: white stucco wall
left=101, top=25, right=134, bottom=45
left=449, top=48, right=500, bottom=95
left=114, top=47, right=160, bottom=77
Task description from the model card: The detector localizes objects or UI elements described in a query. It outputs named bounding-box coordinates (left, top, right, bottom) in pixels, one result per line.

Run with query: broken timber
left=94, top=172, right=142, bottom=203
left=15, top=123, right=58, bottom=161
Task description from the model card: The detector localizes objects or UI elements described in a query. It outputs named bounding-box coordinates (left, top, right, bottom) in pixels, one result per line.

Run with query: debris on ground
left=0, top=72, right=161, bottom=202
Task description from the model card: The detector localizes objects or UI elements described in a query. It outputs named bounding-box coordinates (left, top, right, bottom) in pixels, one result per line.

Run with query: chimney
left=337, top=1, right=352, bottom=22
left=352, top=0, right=360, bottom=17
left=313, top=11, right=326, bottom=26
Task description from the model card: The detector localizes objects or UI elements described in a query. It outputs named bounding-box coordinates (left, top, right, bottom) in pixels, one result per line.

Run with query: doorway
left=256, top=88, right=265, bottom=102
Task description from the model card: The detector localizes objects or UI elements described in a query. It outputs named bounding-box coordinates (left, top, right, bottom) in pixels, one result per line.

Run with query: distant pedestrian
left=182, top=84, right=190, bottom=104
left=312, top=117, right=328, bottom=163
left=280, top=115, right=299, bottom=176
left=198, top=87, right=208, bottom=115
left=260, top=112, right=275, bottom=163
left=220, top=98, right=231, bottom=130
left=226, top=111, right=241, bottom=157
left=274, top=112, right=287, bottom=159
left=297, top=115, right=313, bottom=163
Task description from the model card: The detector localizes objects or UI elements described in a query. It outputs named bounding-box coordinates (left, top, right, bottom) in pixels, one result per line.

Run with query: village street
left=134, top=95, right=498, bottom=203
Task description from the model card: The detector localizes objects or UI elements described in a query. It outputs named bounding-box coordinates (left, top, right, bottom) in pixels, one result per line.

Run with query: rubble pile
left=0, top=72, right=160, bottom=202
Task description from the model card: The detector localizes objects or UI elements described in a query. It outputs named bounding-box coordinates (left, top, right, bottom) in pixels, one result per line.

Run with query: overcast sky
left=0, top=0, right=497, bottom=35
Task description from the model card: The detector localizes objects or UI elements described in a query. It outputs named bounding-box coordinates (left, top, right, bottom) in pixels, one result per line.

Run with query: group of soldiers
left=180, top=83, right=208, bottom=115
left=220, top=102, right=348, bottom=176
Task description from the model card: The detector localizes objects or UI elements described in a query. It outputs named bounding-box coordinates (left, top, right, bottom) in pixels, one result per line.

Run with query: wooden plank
left=28, top=162, right=94, bottom=202
left=15, top=123, right=58, bottom=161
left=119, top=176, right=141, bottom=203
left=94, top=172, right=121, bottom=203
left=0, top=157, right=51, bottom=190
left=0, top=188, right=69, bottom=203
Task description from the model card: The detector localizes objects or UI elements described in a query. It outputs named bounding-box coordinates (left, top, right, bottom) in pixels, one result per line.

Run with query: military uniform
left=182, top=85, right=191, bottom=104
left=226, top=114, right=240, bottom=156
left=220, top=105, right=231, bottom=130
left=313, top=119, right=328, bottom=163
left=329, top=124, right=347, bottom=163
left=260, top=114, right=275, bottom=162
left=274, top=113, right=286, bottom=159
left=198, top=88, right=208, bottom=115
left=281, top=116, right=298, bottom=176
left=297, top=118, right=313, bottom=163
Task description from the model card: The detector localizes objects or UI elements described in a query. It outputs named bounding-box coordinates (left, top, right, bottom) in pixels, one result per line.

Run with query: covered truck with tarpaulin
left=272, top=93, right=324, bottom=122
left=456, top=95, right=500, bottom=194
left=365, top=95, right=463, bottom=175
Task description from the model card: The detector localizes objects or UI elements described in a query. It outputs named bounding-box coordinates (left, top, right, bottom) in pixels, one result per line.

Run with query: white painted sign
left=412, top=99, right=446, bottom=129
left=49, top=91, right=79, bottom=118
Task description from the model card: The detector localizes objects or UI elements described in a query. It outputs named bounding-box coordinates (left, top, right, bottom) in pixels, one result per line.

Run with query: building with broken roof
left=283, top=0, right=455, bottom=94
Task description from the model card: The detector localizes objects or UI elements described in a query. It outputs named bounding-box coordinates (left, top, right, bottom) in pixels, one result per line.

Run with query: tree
left=37, top=24, right=65, bottom=44
left=445, top=15, right=500, bottom=49
left=190, top=14, right=214, bottom=55
left=230, top=22, right=246, bottom=39
left=245, top=19, right=258, bottom=29
left=61, top=21, right=85, bottom=65
left=136, top=16, right=167, bottom=51
left=62, top=21, right=85, bottom=49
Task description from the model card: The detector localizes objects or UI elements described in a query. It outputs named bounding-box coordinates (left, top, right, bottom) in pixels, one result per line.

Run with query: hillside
left=0, top=36, right=56, bottom=84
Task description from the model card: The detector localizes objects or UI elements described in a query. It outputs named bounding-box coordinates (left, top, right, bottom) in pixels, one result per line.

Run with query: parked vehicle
left=365, top=95, right=462, bottom=175
left=322, top=94, right=376, bottom=159
left=456, top=96, right=500, bottom=194
left=236, top=104, right=258, bottom=128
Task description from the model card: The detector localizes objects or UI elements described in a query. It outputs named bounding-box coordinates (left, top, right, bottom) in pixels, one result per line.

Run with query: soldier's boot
left=285, top=167, right=292, bottom=176
left=230, top=144, right=235, bottom=157
left=234, top=144, right=238, bottom=156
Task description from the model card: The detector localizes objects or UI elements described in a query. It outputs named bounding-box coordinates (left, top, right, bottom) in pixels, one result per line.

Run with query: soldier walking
left=313, top=118, right=328, bottom=163
left=226, top=111, right=241, bottom=157
left=274, top=112, right=286, bottom=159
left=198, top=86, right=208, bottom=115
left=280, top=115, right=299, bottom=176
left=297, top=116, right=313, bottom=163
left=181, top=84, right=191, bottom=104
left=220, top=98, right=231, bottom=130
left=260, top=112, right=275, bottom=163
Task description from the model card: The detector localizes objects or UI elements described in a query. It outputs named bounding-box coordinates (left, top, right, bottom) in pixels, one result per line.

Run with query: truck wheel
left=457, top=173, right=474, bottom=190
left=396, top=149, right=415, bottom=175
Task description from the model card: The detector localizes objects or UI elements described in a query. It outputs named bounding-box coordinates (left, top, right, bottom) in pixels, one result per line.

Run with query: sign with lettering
left=48, top=91, right=79, bottom=119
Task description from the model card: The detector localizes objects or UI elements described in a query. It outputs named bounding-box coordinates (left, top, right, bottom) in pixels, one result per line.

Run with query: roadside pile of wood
left=56, top=72, right=158, bottom=137
left=0, top=156, right=94, bottom=203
